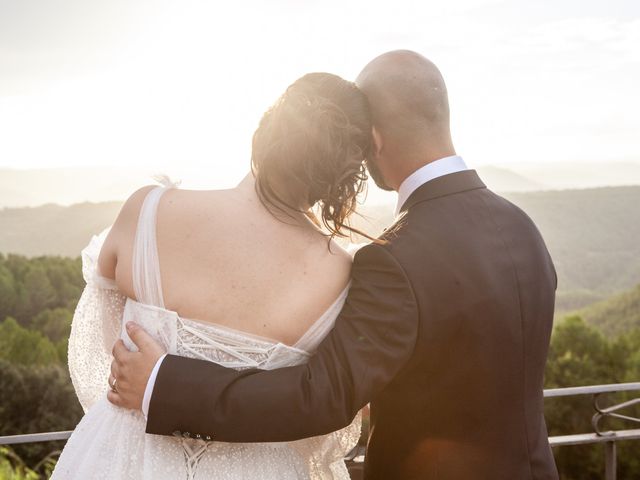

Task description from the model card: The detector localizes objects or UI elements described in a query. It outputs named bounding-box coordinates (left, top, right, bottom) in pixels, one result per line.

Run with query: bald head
left=356, top=50, right=453, bottom=163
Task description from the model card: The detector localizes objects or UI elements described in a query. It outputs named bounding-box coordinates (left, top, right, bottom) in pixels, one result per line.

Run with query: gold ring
left=109, top=377, right=118, bottom=393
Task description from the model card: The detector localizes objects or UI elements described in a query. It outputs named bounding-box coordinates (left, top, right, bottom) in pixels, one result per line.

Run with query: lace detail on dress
left=115, top=300, right=361, bottom=480
left=68, top=228, right=127, bottom=412
left=182, top=440, right=211, bottom=480
left=179, top=319, right=270, bottom=366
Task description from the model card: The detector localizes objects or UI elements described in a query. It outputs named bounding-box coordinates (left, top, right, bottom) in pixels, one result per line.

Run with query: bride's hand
left=108, top=322, right=165, bottom=411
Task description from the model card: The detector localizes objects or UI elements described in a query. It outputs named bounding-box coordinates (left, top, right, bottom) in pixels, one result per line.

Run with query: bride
left=51, top=72, right=373, bottom=479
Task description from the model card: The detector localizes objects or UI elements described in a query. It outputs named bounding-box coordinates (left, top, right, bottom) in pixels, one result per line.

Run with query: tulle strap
left=132, top=185, right=175, bottom=308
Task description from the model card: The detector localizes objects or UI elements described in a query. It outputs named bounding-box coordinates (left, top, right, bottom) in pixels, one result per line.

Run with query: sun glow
left=1, top=0, right=639, bottom=193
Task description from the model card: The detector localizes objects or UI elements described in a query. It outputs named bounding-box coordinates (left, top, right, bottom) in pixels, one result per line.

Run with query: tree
left=609, top=328, right=640, bottom=478
left=0, top=360, right=83, bottom=471
left=14, top=266, right=57, bottom=325
left=30, top=308, right=73, bottom=344
left=0, top=262, right=17, bottom=322
left=545, top=316, right=638, bottom=479
left=0, top=255, right=83, bottom=329
left=0, top=318, right=59, bottom=367
left=545, top=317, right=609, bottom=479
left=0, top=447, right=41, bottom=480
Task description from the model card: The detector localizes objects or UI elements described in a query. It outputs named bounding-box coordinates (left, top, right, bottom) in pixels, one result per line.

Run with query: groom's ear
left=372, top=126, right=383, bottom=155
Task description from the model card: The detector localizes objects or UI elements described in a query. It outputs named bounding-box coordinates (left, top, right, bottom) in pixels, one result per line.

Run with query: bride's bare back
left=99, top=176, right=352, bottom=346
left=99, top=73, right=372, bottom=347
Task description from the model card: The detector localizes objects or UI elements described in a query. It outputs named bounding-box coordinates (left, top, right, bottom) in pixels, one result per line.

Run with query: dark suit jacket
left=147, top=170, right=559, bottom=479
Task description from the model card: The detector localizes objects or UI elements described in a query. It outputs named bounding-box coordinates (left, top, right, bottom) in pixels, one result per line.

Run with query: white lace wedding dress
left=51, top=183, right=361, bottom=480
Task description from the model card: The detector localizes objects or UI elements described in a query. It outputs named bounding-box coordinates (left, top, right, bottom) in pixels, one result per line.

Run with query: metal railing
left=544, top=382, right=640, bottom=480
left=0, top=431, right=72, bottom=446
left=2, top=383, right=639, bottom=479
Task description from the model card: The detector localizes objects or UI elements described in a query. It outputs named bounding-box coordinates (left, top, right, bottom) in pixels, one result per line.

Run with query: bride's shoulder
left=117, top=176, right=180, bottom=221
left=124, top=184, right=157, bottom=206
left=117, top=176, right=181, bottom=223
left=94, top=184, right=158, bottom=277
left=112, top=185, right=158, bottom=230
left=93, top=180, right=178, bottom=281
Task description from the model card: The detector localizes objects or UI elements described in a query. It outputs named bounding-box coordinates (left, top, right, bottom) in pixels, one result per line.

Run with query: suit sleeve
left=146, top=243, right=419, bottom=442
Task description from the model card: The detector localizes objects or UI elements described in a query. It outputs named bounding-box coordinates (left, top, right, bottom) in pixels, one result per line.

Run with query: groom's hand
left=108, top=322, right=165, bottom=411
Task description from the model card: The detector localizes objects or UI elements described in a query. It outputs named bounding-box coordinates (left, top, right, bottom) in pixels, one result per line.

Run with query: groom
left=110, top=50, right=559, bottom=479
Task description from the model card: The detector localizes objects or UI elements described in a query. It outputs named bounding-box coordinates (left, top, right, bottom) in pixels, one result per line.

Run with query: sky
left=0, top=0, right=639, bottom=190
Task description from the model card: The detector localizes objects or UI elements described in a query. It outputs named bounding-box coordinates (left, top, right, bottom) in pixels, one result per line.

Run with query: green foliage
left=0, top=446, right=40, bottom=480
left=577, top=284, right=640, bottom=338
left=544, top=316, right=640, bottom=479
left=0, top=360, right=83, bottom=471
left=0, top=319, right=59, bottom=367
left=15, top=266, right=57, bottom=322
left=545, top=317, right=614, bottom=479
left=0, top=446, right=57, bottom=480
left=545, top=316, right=619, bottom=388
left=30, top=309, right=72, bottom=344
left=54, top=340, right=69, bottom=365
left=1, top=255, right=83, bottom=327
left=617, top=329, right=640, bottom=382
left=0, top=255, right=84, bottom=473
left=0, top=263, right=18, bottom=322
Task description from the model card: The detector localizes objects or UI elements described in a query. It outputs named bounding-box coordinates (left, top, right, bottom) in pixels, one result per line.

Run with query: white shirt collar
left=395, top=155, right=468, bottom=216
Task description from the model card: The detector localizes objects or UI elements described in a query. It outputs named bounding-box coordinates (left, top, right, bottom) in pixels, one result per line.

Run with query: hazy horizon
left=2, top=160, right=640, bottom=209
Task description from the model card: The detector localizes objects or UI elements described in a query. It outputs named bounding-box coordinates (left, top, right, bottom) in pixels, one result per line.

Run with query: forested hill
left=504, top=187, right=640, bottom=312
left=576, top=284, right=640, bottom=338
left=1, top=186, right=639, bottom=313
left=0, top=201, right=122, bottom=257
